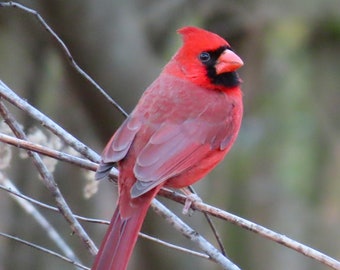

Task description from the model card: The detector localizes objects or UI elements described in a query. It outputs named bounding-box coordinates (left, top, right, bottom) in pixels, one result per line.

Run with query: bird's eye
left=199, top=52, right=211, bottom=63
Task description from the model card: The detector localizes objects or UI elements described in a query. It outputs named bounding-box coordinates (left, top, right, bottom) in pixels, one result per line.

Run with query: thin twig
left=188, top=185, right=227, bottom=256
left=0, top=1, right=128, bottom=118
left=161, top=190, right=340, bottom=270
left=0, top=132, right=119, bottom=183
left=196, top=204, right=340, bottom=270
left=0, top=232, right=90, bottom=270
left=0, top=80, right=100, bottom=163
left=0, top=132, right=99, bottom=173
left=0, top=181, right=111, bottom=225
left=0, top=173, right=81, bottom=262
left=0, top=182, right=210, bottom=261
left=139, top=232, right=210, bottom=260
left=151, top=199, right=241, bottom=270
left=0, top=99, right=98, bottom=255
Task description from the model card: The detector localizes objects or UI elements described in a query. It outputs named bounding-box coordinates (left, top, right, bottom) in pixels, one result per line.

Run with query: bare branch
left=0, top=232, right=89, bottom=270
left=0, top=180, right=210, bottom=262
left=0, top=98, right=98, bottom=255
left=161, top=189, right=340, bottom=270
left=0, top=1, right=128, bottom=118
left=139, top=232, right=210, bottom=260
left=0, top=132, right=98, bottom=173
left=0, top=181, right=104, bottom=223
left=151, top=199, right=241, bottom=270
left=195, top=203, right=340, bottom=270
left=0, top=80, right=100, bottom=163
left=0, top=173, right=81, bottom=262
left=188, top=185, right=227, bottom=256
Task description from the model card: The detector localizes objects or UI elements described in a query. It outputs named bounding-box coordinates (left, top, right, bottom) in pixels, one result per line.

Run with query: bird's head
left=170, top=26, right=243, bottom=90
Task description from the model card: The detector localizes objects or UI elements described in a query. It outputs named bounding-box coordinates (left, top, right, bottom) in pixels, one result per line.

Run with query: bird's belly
left=164, top=149, right=227, bottom=188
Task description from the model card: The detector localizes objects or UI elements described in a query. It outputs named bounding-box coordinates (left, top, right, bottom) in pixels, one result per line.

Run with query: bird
left=92, top=26, right=244, bottom=270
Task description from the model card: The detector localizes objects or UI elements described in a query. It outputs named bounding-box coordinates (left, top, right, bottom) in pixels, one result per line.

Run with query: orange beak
left=215, top=49, right=243, bottom=74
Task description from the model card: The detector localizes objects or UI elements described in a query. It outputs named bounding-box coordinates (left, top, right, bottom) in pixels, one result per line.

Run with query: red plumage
left=92, top=26, right=244, bottom=270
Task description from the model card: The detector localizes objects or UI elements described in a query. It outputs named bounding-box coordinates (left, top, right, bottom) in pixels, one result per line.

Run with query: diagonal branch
left=0, top=80, right=100, bottom=163
left=0, top=98, right=98, bottom=255
left=188, top=185, right=227, bottom=256
left=0, top=1, right=128, bottom=118
left=160, top=190, right=340, bottom=270
left=151, top=200, right=241, bottom=270
left=0, top=132, right=99, bottom=173
left=0, top=232, right=89, bottom=270
left=0, top=173, right=81, bottom=262
left=0, top=177, right=223, bottom=266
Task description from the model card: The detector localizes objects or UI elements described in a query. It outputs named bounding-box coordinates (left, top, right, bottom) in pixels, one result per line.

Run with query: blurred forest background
left=0, top=0, right=339, bottom=270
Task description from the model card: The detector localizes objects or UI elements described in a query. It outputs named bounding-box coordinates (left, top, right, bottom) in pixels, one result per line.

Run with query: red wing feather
left=95, top=116, right=142, bottom=180
left=131, top=118, right=233, bottom=198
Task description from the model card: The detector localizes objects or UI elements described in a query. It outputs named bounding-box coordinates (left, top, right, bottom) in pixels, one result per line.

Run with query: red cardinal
left=93, top=26, right=243, bottom=270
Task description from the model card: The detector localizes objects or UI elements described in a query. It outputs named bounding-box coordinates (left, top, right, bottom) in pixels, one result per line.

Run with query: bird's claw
left=182, top=193, right=202, bottom=215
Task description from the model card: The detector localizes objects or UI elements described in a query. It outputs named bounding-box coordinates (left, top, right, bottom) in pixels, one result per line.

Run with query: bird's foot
left=182, top=192, right=202, bottom=215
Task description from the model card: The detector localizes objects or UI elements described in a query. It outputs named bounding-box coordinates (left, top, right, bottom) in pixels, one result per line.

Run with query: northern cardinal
left=93, top=26, right=243, bottom=270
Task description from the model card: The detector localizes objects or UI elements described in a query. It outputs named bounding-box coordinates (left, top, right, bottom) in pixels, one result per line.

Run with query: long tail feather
left=92, top=188, right=159, bottom=270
